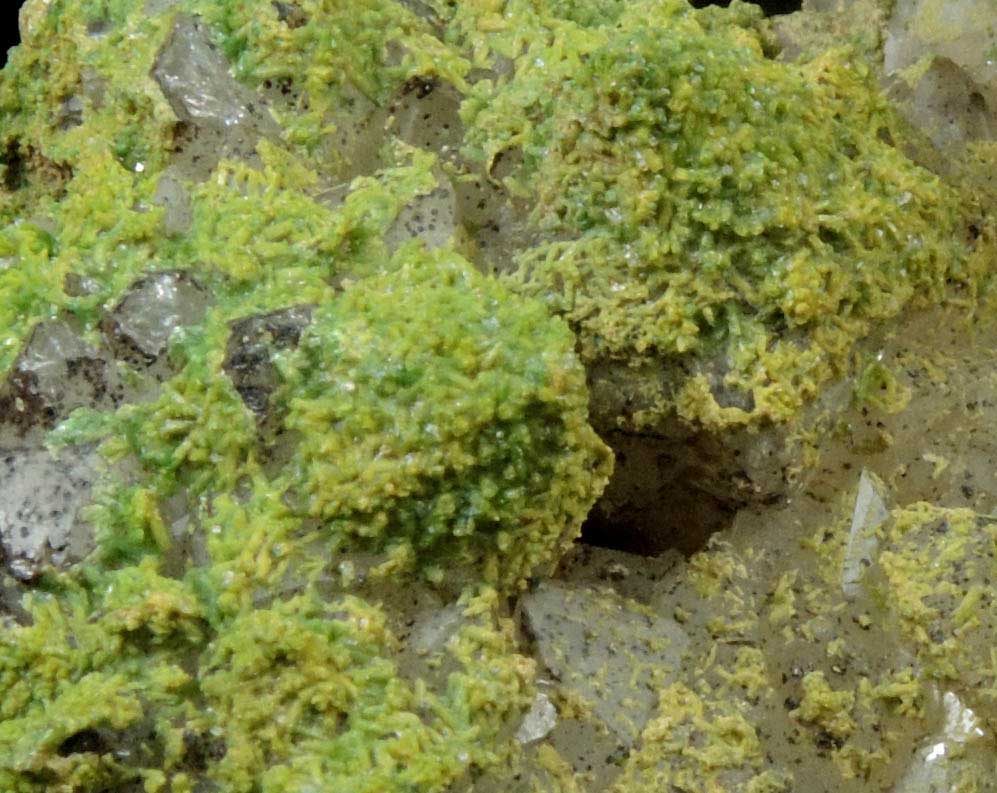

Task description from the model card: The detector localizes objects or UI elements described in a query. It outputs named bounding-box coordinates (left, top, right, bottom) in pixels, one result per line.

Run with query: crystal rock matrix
left=0, top=0, right=994, bottom=791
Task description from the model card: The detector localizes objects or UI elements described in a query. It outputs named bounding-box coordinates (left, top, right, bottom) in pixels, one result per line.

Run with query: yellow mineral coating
left=0, top=0, right=995, bottom=791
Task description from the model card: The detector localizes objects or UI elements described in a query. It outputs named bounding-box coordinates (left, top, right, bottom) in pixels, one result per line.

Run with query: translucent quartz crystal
left=521, top=581, right=688, bottom=746
left=0, top=446, right=96, bottom=580
left=153, top=15, right=281, bottom=177
left=841, top=469, right=889, bottom=599
left=105, top=272, right=209, bottom=363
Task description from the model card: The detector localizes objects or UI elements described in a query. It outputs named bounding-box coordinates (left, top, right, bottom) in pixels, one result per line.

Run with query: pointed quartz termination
left=153, top=15, right=281, bottom=180
left=223, top=305, right=314, bottom=417
left=394, top=600, right=468, bottom=694
left=885, top=0, right=997, bottom=103
left=898, top=57, right=997, bottom=155
left=0, top=446, right=97, bottom=581
left=883, top=0, right=997, bottom=156
left=841, top=469, right=890, bottom=600
left=390, top=79, right=464, bottom=162
left=384, top=174, right=458, bottom=255
left=521, top=582, right=689, bottom=747
left=515, top=692, right=558, bottom=745
left=104, top=272, right=210, bottom=366
left=152, top=167, right=194, bottom=236
left=894, top=690, right=990, bottom=792
left=15, top=321, right=100, bottom=400
left=406, top=602, right=464, bottom=656
left=0, top=320, right=115, bottom=441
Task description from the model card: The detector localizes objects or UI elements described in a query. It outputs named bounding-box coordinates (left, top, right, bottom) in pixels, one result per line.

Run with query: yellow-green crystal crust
left=0, top=0, right=987, bottom=790
left=0, top=1, right=609, bottom=790
left=459, top=0, right=975, bottom=429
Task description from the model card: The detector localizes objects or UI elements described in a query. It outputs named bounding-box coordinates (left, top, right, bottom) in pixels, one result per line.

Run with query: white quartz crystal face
left=153, top=167, right=194, bottom=236
left=515, top=692, right=557, bottom=745
left=894, top=690, right=989, bottom=792
left=393, top=599, right=468, bottom=693
left=899, top=56, right=996, bottom=154
left=884, top=0, right=997, bottom=151
left=521, top=581, right=688, bottom=746
left=885, top=0, right=997, bottom=90
left=0, top=320, right=117, bottom=441
left=0, top=446, right=96, bottom=580
left=841, top=469, right=889, bottom=599
left=154, top=15, right=275, bottom=132
left=389, top=79, right=464, bottom=161
left=11, top=320, right=103, bottom=404
left=384, top=175, right=458, bottom=254
left=406, top=602, right=464, bottom=656
left=153, top=15, right=281, bottom=178
left=105, top=272, right=209, bottom=364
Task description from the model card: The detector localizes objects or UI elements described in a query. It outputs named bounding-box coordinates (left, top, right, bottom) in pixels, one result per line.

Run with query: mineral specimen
left=0, top=0, right=995, bottom=791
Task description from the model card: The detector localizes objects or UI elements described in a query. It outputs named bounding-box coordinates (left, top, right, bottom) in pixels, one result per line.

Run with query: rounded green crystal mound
left=281, top=248, right=612, bottom=586
left=48, top=245, right=610, bottom=591
left=460, top=0, right=976, bottom=430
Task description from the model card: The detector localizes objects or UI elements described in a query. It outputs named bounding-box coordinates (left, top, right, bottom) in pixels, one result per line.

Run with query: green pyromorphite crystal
left=0, top=561, right=534, bottom=792
left=457, top=0, right=981, bottom=430
left=0, top=0, right=989, bottom=790
left=0, top=0, right=608, bottom=790
left=280, top=250, right=611, bottom=585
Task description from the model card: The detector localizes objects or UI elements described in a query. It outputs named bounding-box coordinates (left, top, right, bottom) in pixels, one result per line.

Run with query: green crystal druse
left=0, top=1, right=611, bottom=789
left=0, top=0, right=989, bottom=791
left=281, top=254, right=610, bottom=584
left=0, top=565, right=534, bottom=792
left=457, top=0, right=978, bottom=430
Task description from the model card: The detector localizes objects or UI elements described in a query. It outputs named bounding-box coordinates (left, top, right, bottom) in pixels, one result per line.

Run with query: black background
left=0, top=0, right=803, bottom=67
left=2, top=2, right=24, bottom=64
